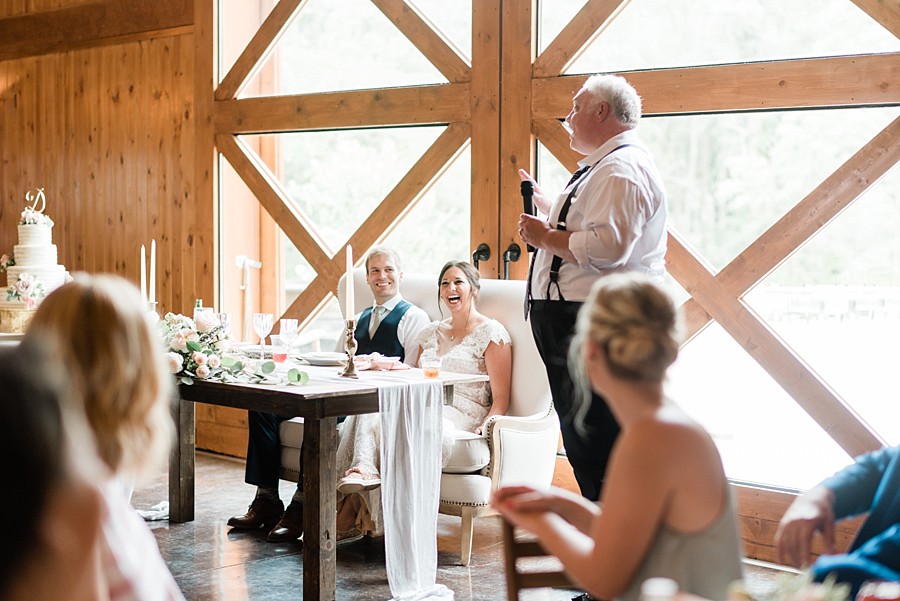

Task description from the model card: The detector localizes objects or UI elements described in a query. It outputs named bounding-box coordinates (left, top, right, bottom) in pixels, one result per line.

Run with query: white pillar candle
left=140, top=244, right=147, bottom=303
left=345, top=245, right=354, bottom=319
left=149, top=239, right=157, bottom=304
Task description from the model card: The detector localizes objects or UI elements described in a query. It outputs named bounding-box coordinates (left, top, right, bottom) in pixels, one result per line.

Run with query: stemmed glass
left=279, top=318, right=299, bottom=356
left=252, top=313, right=274, bottom=361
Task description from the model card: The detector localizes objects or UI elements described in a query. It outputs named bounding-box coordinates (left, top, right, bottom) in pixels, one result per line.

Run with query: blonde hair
left=578, top=273, right=680, bottom=382
left=26, top=273, right=173, bottom=479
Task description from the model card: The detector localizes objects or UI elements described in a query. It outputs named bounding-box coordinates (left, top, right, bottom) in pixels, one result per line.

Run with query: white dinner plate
left=301, top=351, right=348, bottom=366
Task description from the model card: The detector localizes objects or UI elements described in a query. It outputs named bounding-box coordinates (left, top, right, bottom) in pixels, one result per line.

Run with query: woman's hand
left=493, top=485, right=557, bottom=514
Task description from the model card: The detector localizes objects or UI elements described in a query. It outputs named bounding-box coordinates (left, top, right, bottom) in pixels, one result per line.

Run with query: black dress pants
left=245, top=411, right=301, bottom=491
left=529, top=300, right=620, bottom=502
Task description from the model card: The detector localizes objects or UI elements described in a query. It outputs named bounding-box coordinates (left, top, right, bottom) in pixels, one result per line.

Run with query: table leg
left=302, top=416, right=338, bottom=600
left=168, top=396, right=195, bottom=523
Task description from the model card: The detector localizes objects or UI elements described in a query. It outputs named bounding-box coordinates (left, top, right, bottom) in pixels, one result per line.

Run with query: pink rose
left=166, top=352, right=184, bottom=374
left=192, top=351, right=208, bottom=365
left=171, top=331, right=190, bottom=352
left=15, top=274, right=36, bottom=297
left=207, top=354, right=221, bottom=369
left=195, top=364, right=211, bottom=379
left=194, top=310, right=220, bottom=333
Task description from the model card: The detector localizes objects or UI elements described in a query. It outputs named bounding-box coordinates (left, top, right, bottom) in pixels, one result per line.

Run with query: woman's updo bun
left=581, top=273, right=681, bottom=383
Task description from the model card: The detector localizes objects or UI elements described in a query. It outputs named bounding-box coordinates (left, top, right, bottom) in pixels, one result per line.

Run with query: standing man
left=519, top=74, right=668, bottom=502
left=226, top=246, right=430, bottom=542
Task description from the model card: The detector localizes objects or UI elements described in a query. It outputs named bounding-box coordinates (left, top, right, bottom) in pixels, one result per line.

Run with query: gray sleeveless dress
left=618, top=488, right=744, bottom=601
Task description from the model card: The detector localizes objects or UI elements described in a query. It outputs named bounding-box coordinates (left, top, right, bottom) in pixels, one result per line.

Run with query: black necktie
left=525, top=165, right=591, bottom=319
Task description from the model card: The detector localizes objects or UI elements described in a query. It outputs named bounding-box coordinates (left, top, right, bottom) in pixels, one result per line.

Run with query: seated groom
left=775, top=445, right=900, bottom=596
left=227, top=245, right=430, bottom=542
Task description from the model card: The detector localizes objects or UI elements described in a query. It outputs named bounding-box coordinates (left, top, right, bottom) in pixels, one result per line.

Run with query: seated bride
left=335, top=260, right=512, bottom=536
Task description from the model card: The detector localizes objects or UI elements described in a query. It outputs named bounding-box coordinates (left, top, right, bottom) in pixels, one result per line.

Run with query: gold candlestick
left=340, top=319, right=359, bottom=378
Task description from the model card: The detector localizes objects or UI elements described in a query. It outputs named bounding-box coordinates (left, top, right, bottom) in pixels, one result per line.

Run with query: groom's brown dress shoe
left=267, top=501, right=303, bottom=542
left=227, top=496, right=284, bottom=530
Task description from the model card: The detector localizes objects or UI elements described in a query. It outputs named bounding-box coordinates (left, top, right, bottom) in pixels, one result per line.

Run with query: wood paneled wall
left=0, top=0, right=210, bottom=320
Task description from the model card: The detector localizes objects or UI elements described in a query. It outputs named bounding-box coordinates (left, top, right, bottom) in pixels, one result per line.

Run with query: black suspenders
left=545, top=144, right=633, bottom=300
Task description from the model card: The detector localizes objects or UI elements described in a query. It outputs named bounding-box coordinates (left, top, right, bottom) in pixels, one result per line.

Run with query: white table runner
left=378, top=380, right=454, bottom=601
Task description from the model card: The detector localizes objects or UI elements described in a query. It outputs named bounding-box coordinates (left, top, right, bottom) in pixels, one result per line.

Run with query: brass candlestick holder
left=340, top=318, right=359, bottom=378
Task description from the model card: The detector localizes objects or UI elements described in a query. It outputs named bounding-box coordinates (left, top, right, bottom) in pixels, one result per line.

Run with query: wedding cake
left=0, top=189, right=70, bottom=333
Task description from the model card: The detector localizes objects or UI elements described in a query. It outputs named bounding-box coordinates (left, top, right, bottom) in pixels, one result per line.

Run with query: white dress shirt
left=531, top=129, right=668, bottom=301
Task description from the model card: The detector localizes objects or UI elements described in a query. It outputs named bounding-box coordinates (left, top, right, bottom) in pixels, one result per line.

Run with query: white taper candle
left=140, top=244, right=147, bottom=303
left=345, top=245, right=354, bottom=319
left=149, top=239, right=157, bottom=304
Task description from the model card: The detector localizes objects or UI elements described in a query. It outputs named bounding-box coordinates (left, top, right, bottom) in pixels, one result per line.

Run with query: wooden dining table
left=168, top=363, right=487, bottom=601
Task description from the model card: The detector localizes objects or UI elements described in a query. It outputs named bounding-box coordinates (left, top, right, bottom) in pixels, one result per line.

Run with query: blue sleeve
left=823, top=446, right=899, bottom=520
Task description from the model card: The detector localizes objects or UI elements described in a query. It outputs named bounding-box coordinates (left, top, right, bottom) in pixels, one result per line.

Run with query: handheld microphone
left=520, top=180, right=535, bottom=252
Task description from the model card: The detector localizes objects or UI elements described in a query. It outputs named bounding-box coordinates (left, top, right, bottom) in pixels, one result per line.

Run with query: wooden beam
left=215, top=0, right=307, bottom=101
left=533, top=54, right=900, bottom=118
left=214, top=83, right=470, bottom=133
left=850, top=0, right=900, bottom=39
left=216, top=133, right=341, bottom=283
left=193, top=0, right=216, bottom=320
left=370, top=0, right=471, bottom=83
left=498, top=0, right=534, bottom=279
left=533, top=0, right=631, bottom=78
left=0, top=0, right=193, bottom=60
left=678, top=116, right=900, bottom=338
left=666, top=231, right=884, bottom=458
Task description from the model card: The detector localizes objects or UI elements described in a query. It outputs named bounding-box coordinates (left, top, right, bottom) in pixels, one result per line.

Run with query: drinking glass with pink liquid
left=270, top=335, right=288, bottom=363
left=421, top=351, right=442, bottom=378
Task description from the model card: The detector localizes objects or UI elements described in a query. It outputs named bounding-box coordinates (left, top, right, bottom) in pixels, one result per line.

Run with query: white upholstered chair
left=279, top=269, right=559, bottom=565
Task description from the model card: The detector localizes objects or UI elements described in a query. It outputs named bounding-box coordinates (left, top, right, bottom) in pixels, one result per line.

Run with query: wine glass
left=252, top=313, right=274, bottom=360
left=279, top=318, right=299, bottom=355
left=217, top=313, right=232, bottom=337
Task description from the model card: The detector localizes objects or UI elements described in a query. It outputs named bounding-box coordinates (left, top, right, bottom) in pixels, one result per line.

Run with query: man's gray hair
left=582, top=74, right=642, bottom=129
left=365, top=245, right=402, bottom=271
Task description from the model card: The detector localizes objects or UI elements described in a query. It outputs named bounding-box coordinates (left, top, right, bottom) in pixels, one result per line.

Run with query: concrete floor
left=134, top=452, right=784, bottom=601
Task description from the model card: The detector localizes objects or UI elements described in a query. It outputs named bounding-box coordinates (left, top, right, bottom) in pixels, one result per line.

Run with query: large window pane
left=245, top=127, right=444, bottom=261
left=550, top=0, right=900, bottom=74
left=243, top=0, right=447, bottom=98
left=382, top=146, right=471, bottom=275
left=668, top=323, right=852, bottom=489
left=746, top=168, right=900, bottom=446
left=641, top=108, right=899, bottom=270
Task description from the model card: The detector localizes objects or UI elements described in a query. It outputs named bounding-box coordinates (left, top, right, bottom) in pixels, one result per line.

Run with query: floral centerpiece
left=6, top=273, right=45, bottom=310
left=161, top=311, right=309, bottom=386
left=161, top=311, right=242, bottom=384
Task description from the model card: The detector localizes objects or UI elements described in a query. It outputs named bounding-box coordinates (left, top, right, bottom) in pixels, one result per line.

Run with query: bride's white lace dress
left=334, top=319, right=511, bottom=533
left=415, top=319, right=511, bottom=432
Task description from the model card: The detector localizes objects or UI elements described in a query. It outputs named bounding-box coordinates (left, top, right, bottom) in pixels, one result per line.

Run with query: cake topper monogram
left=25, top=188, right=46, bottom=214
